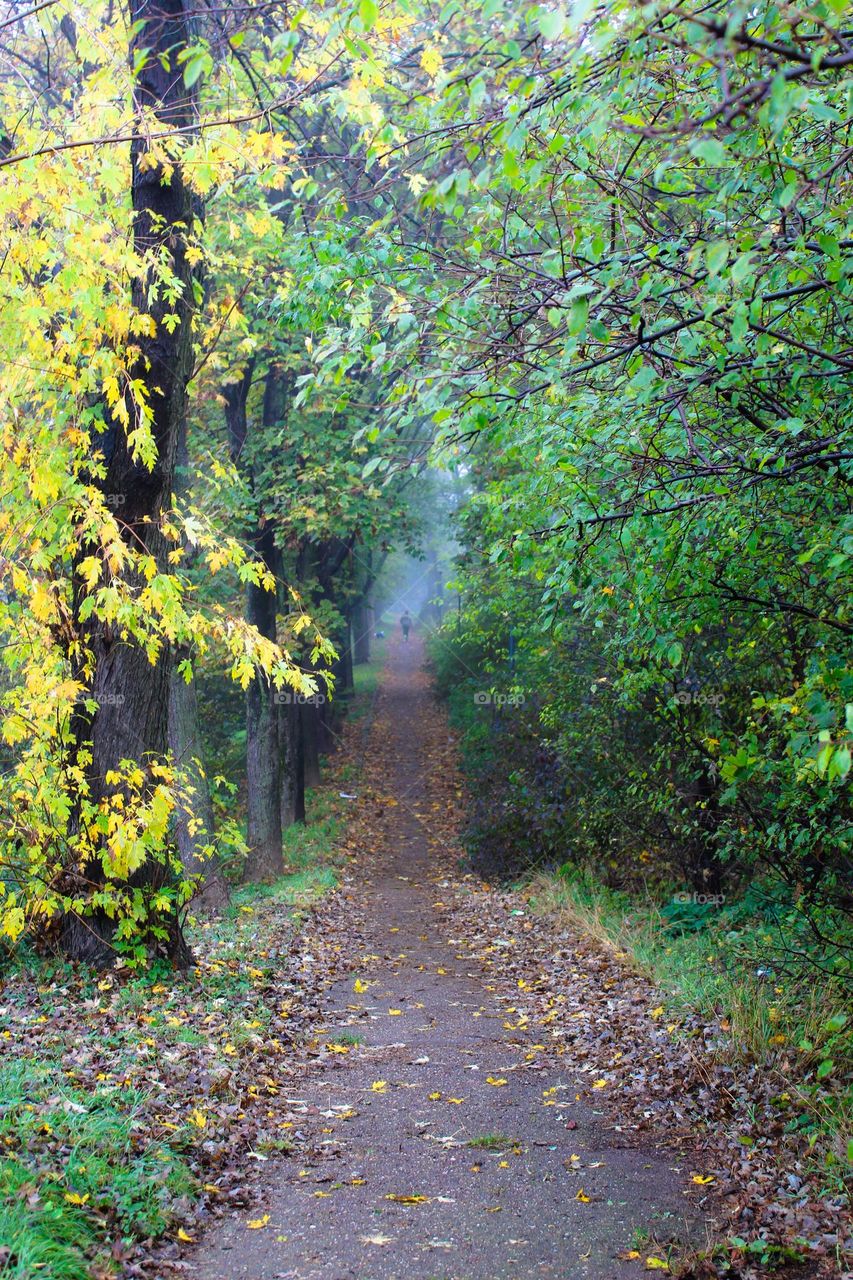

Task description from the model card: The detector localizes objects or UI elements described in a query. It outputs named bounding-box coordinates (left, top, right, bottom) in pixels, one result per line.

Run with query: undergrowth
left=529, top=867, right=853, bottom=1189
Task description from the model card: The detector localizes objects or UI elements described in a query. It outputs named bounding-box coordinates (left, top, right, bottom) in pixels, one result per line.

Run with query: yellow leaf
left=64, top=1192, right=89, bottom=1205
left=420, top=44, right=443, bottom=78
left=388, top=1008, right=403, bottom=1016
left=592, top=1078, right=607, bottom=1089
left=575, top=1189, right=591, bottom=1203
left=486, top=1076, right=508, bottom=1086
left=189, top=1109, right=207, bottom=1129
left=446, top=1097, right=464, bottom=1104
left=385, top=1193, right=429, bottom=1204
left=428, top=1091, right=442, bottom=1101
left=650, top=1006, right=665, bottom=1019
left=371, top=1080, right=388, bottom=1093
left=177, top=1228, right=194, bottom=1242
left=353, top=978, right=369, bottom=994
left=246, top=1214, right=270, bottom=1229
left=645, top=1259, right=670, bottom=1271
left=691, top=1174, right=715, bottom=1185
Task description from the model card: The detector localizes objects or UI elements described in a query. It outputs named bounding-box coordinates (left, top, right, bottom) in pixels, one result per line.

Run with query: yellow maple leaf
left=428, top=1091, right=442, bottom=1101
left=650, top=1006, right=665, bottom=1019
left=64, top=1192, right=89, bottom=1205
left=575, top=1188, right=591, bottom=1203
left=592, top=1078, right=607, bottom=1088
left=353, top=978, right=370, bottom=994
left=420, top=45, right=443, bottom=78
left=246, top=1213, right=270, bottom=1229
left=371, top=1080, right=388, bottom=1093
left=189, top=1109, right=207, bottom=1128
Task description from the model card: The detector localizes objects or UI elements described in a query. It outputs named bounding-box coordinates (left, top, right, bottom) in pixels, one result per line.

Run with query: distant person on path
left=400, top=610, right=412, bottom=642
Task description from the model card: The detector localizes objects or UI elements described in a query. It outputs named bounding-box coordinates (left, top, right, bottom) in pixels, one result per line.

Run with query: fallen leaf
left=246, top=1214, right=270, bottom=1229
left=486, top=1076, right=508, bottom=1087
left=385, top=1193, right=429, bottom=1204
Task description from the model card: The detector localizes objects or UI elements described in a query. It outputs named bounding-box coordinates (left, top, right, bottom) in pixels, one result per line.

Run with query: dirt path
left=188, top=635, right=711, bottom=1280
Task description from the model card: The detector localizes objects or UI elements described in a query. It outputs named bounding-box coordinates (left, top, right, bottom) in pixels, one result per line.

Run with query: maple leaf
left=246, top=1214, right=270, bottom=1229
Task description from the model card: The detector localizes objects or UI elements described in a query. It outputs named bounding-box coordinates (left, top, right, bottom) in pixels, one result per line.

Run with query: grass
left=467, top=1133, right=514, bottom=1151
left=528, top=866, right=853, bottom=1186
left=0, top=734, right=367, bottom=1277
left=0, top=1060, right=196, bottom=1279
left=326, top=1030, right=364, bottom=1046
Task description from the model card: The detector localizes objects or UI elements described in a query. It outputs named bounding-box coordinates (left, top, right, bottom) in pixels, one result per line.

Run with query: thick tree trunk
left=279, top=696, right=305, bottom=827
left=63, top=0, right=197, bottom=965
left=301, top=699, right=322, bottom=788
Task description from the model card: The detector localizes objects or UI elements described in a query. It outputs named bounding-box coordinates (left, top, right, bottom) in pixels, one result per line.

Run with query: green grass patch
left=467, top=1133, right=514, bottom=1151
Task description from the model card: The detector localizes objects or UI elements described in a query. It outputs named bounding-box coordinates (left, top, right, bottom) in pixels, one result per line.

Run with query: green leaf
left=691, top=137, right=726, bottom=165
left=359, top=0, right=378, bottom=30
left=537, top=8, right=566, bottom=40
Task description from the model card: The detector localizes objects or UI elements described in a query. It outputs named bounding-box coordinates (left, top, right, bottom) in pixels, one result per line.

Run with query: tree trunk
left=279, top=696, right=305, bottom=827
left=244, top=522, right=283, bottom=881
left=168, top=667, right=230, bottom=912
left=167, top=414, right=228, bottom=912
left=301, top=699, right=322, bottom=789
left=63, top=0, right=197, bottom=965
left=353, top=596, right=371, bottom=665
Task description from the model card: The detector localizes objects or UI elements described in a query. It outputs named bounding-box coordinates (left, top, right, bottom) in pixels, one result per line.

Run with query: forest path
left=188, top=634, right=710, bottom=1280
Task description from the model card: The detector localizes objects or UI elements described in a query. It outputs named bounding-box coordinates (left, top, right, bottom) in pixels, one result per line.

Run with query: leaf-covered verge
left=444, top=882, right=851, bottom=1277
left=0, top=776, right=355, bottom=1279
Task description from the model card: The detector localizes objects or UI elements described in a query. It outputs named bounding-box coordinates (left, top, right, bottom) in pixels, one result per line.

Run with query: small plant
left=468, top=1133, right=514, bottom=1151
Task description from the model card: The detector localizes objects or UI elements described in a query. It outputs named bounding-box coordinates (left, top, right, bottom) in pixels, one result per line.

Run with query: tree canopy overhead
left=0, top=0, right=849, bottom=969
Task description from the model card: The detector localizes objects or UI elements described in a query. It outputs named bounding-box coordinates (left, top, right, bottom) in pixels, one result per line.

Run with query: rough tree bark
left=63, top=0, right=198, bottom=964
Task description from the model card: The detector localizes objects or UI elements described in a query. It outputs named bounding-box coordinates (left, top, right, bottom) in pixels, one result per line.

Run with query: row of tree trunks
left=63, top=0, right=199, bottom=965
